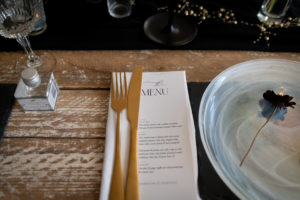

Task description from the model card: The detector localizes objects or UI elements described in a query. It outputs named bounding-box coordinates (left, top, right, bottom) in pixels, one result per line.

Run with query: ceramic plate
left=199, top=59, right=300, bottom=200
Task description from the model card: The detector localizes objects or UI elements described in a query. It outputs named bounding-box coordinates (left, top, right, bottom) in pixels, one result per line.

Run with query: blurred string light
left=158, top=0, right=300, bottom=47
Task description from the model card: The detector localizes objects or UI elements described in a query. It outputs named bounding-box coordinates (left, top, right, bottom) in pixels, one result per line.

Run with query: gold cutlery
left=109, top=72, right=128, bottom=200
left=125, top=67, right=143, bottom=200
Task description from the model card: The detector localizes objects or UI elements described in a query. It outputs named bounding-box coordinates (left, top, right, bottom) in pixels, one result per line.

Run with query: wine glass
left=0, top=0, right=52, bottom=70
left=144, top=0, right=197, bottom=46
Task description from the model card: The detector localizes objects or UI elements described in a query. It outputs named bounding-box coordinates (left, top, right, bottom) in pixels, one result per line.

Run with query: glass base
left=108, top=2, right=132, bottom=18
left=257, top=10, right=283, bottom=25
left=16, top=51, right=56, bottom=74
left=144, top=13, right=198, bottom=46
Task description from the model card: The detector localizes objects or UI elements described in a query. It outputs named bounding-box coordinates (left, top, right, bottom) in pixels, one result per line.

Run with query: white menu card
left=100, top=71, right=199, bottom=200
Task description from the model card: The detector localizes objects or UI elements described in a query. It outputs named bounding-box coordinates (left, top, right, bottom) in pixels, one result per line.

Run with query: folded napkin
left=100, top=71, right=200, bottom=200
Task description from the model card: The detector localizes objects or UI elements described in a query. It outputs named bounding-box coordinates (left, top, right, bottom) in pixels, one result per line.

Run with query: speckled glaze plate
left=199, top=59, right=300, bottom=200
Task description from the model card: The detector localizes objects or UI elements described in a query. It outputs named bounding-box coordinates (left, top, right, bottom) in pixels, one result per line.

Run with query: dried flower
left=263, top=90, right=296, bottom=109
left=240, top=90, right=296, bottom=166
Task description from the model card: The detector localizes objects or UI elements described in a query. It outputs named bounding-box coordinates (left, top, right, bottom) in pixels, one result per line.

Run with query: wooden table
left=0, top=50, right=299, bottom=200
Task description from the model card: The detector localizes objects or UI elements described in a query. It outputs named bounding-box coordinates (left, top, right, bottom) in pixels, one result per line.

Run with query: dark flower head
left=263, top=90, right=296, bottom=109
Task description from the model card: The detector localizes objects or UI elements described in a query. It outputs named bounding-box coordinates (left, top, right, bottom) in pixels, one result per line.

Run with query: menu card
left=100, top=71, right=199, bottom=200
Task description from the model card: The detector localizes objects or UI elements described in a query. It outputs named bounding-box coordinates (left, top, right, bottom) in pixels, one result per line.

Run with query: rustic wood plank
left=5, top=90, right=109, bottom=138
left=0, top=138, right=104, bottom=200
left=0, top=50, right=300, bottom=200
left=0, top=50, right=299, bottom=88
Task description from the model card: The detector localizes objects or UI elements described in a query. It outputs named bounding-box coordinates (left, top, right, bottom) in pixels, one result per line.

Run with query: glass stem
left=166, top=0, right=176, bottom=32
left=16, top=36, right=42, bottom=68
left=162, top=0, right=178, bottom=35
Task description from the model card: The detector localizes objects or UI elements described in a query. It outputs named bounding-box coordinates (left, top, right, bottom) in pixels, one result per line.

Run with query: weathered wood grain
left=0, top=50, right=299, bottom=88
left=1, top=50, right=300, bottom=200
left=5, top=90, right=109, bottom=138
left=0, top=138, right=104, bottom=200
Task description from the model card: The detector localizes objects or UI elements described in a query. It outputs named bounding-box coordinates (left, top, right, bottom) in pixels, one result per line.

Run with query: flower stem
left=240, top=105, right=278, bottom=167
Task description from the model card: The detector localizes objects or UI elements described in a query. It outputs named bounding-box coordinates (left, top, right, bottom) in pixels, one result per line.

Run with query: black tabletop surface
left=0, top=84, right=16, bottom=145
left=188, top=82, right=240, bottom=200
left=0, top=0, right=299, bottom=52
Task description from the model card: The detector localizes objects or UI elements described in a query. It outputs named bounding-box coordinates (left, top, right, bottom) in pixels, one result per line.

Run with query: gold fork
left=109, top=72, right=127, bottom=200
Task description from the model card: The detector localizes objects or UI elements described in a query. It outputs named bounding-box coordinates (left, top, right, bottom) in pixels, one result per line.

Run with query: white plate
left=199, top=59, right=300, bottom=200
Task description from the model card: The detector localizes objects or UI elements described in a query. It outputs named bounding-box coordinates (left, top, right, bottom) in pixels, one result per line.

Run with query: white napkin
left=99, top=71, right=200, bottom=200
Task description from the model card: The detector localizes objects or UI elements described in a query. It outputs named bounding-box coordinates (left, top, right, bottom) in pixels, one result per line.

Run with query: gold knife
left=125, top=66, right=143, bottom=200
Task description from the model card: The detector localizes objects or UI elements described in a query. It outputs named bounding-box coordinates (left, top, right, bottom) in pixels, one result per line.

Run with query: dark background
left=0, top=0, right=300, bottom=51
